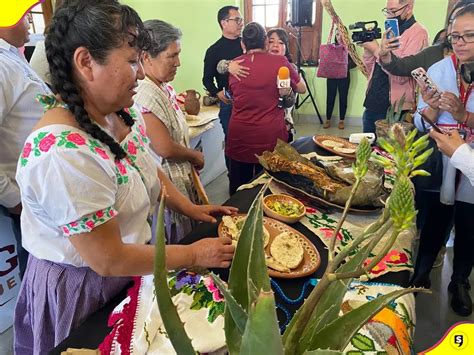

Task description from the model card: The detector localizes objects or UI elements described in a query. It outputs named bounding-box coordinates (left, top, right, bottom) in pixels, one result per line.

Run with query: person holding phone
left=411, top=4, right=474, bottom=317
left=360, top=0, right=428, bottom=133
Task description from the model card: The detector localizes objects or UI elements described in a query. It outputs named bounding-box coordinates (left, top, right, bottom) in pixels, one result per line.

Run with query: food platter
left=313, top=135, right=358, bottom=159
left=266, top=172, right=383, bottom=214
left=218, top=214, right=320, bottom=278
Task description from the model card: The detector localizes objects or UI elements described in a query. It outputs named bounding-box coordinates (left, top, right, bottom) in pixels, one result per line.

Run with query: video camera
left=349, top=21, right=382, bottom=44
left=461, top=62, right=474, bottom=84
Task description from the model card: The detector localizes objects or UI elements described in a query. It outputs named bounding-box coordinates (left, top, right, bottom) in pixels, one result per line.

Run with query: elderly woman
left=411, top=4, right=474, bottom=317
left=134, top=20, right=204, bottom=243
left=226, top=22, right=306, bottom=194
left=14, top=2, right=236, bottom=353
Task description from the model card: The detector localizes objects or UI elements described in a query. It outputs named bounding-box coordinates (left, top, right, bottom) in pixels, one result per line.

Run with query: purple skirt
left=14, top=255, right=130, bottom=354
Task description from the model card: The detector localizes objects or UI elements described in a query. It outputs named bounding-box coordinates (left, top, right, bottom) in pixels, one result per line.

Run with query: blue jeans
left=362, top=109, right=386, bottom=134
left=218, top=101, right=232, bottom=138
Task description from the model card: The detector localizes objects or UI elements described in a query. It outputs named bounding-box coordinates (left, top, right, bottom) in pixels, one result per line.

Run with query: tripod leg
left=296, top=69, right=323, bottom=124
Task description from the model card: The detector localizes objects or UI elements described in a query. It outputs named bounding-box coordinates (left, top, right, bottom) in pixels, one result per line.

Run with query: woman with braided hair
left=14, top=1, right=237, bottom=352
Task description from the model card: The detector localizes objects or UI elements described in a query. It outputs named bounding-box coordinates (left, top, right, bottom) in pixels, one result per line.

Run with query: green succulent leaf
left=153, top=192, right=196, bottom=355
left=240, top=291, right=283, bottom=355
left=225, top=184, right=272, bottom=353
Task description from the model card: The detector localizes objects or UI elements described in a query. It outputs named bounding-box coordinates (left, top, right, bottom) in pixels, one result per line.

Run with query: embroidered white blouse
left=0, top=38, right=51, bottom=208
left=414, top=56, right=474, bottom=205
left=16, top=99, right=161, bottom=267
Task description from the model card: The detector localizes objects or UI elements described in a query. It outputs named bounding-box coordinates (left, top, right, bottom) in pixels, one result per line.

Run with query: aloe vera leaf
left=225, top=184, right=271, bottom=353
left=308, top=288, right=419, bottom=351
left=210, top=273, right=247, bottom=334
left=153, top=192, right=195, bottom=354
left=240, top=291, right=284, bottom=355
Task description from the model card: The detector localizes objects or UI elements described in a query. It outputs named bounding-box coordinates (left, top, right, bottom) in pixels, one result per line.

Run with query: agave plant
left=153, top=129, right=432, bottom=354
left=386, top=95, right=407, bottom=127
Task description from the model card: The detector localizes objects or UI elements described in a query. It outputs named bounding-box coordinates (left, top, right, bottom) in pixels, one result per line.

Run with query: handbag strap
left=327, top=21, right=336, bottom=44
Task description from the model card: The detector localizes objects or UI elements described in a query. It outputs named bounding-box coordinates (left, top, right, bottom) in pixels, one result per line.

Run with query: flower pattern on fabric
left=20, top=130, right=113, bottom=167
left=36, top=94, right=68, bottom=111
left=61, top=206, right=117, bottom=236
left=168, top=270, right=225, bottom=323
left=305, top=210, right=413, bottom=277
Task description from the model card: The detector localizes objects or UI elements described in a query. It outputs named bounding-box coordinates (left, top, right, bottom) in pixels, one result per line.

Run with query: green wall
left=124, top=0, right=448, bottom=119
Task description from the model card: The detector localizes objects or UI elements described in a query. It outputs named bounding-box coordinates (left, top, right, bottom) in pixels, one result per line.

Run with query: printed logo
left=451, top=331, right=468, bottom=351
left=0, top=0, right=44, bottom=27
left=420, top=323, right=474, bottom=354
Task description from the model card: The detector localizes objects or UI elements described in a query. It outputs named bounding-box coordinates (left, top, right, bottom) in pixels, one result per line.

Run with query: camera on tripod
left=349, top=21, right=382, bottom=44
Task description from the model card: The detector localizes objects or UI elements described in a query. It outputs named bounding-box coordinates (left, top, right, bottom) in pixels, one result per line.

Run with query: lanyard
left=453, top=54, right=473, bottom=108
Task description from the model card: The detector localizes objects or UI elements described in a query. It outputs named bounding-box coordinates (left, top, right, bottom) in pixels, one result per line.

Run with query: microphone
left=277, top=66, right=291, bottom=108
left=277, top=66, right=291, bottom=89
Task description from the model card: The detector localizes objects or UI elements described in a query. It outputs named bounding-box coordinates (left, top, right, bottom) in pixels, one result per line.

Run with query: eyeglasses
left=447, top=32, right=474, bottom=44
left=225, top=17, right=244, bottom=25
left=381, top=4, right=408, bottom=16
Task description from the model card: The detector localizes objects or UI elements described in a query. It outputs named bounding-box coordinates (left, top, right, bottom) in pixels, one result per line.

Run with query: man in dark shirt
left=202, top=5, right=243, bottom=139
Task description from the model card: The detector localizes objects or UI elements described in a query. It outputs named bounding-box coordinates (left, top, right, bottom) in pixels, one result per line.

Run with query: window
left=27, top=0, right=54, bottom=35
left=244, top=0, right=323, bottom=65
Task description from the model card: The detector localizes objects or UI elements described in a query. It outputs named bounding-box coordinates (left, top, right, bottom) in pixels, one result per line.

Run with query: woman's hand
left=439, top=92, right=466, bottom=122
left=191, top=150, right=205, bottom=170
left=430, top=129, right=466, bottom=157
left=190, top=237, right=235, bottom=268
left=421, top=87, right=441, bottom=111
left=379, top=29, right=400, bottom=60
left=228, top=59, right=250, bottom=81
left=188, top=204, right=239, bottom=223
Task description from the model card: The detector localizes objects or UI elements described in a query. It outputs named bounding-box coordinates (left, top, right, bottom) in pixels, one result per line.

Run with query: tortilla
left=270, top=232, right=304, bottom=269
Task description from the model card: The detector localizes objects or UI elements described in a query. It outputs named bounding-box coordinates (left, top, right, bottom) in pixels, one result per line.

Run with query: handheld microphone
left=277, top=66, right=291, bottom=108
left=277, top=66, right=291, bottom=89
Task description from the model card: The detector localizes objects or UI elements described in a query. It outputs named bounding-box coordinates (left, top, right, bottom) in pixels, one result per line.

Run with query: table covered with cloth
left=52, top=136, right=416, bottom=354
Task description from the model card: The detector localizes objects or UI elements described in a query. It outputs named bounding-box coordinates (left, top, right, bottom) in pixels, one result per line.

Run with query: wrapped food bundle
left=257, top=140, right=386, bottom=208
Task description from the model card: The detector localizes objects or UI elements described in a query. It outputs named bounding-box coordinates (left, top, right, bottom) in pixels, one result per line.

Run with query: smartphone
left=384, top=19, right=400, bottom=39
left=411, top=67, right=441, bottom=95
left=417, top=109, right=444, bottom=134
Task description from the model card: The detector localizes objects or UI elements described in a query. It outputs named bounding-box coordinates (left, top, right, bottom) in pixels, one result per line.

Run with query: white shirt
left=0, top=38, right=51, bottom=208
left=451, top=144, right=474, bottom=187
left=414, top=56, right=474, bottom=205
left=16, top=101, right=161, bottom=267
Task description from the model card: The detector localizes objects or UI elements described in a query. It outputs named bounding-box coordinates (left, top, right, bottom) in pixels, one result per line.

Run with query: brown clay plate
left=313, top=135, right=358, bottom=159
left=218, top=214, right=320, bottom=278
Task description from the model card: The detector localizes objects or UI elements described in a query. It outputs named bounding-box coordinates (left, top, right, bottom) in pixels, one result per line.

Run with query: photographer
left=360, top=0, right=428, bottom=133
left=379, top=0, right=474, bottom=77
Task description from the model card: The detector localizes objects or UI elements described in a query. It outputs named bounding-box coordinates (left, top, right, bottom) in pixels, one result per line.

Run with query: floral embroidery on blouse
left=20, top=130, right=112, bottom=167
left=61, top=206, right=118, bottom=236
left=36, top=94, right=68, bottom=111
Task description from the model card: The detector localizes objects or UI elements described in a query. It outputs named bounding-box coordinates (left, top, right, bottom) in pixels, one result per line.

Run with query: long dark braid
left=45, top=0, right=149, bottom=160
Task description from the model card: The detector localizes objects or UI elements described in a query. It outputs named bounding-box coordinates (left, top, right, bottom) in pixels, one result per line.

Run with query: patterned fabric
left=62, top=206, right=118, bottom=236
left=238, top=175, right=414, bottom=278
left=342, top=281, right=415, bottom=354
left=16, top=94, right=161, bottom=267
left=135, top=78, right=199, bottom=243
left=301, top=208, right=414, bottom=278
left=99, top=273, right=415, bottom=355
left=14, top=255, right=131, bottom=354
left=100, top=271, right=227, bottom=354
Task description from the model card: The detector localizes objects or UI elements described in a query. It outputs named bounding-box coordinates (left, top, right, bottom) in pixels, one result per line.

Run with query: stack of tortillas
left=222, top=216, right=270, bottom=248
left=321, top=139, right=356, bottom=154
left=265, top=232, right=304, bottom=273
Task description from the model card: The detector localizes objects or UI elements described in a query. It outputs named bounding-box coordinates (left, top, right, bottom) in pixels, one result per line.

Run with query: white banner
left=0, top=209, right=21, bottom=333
